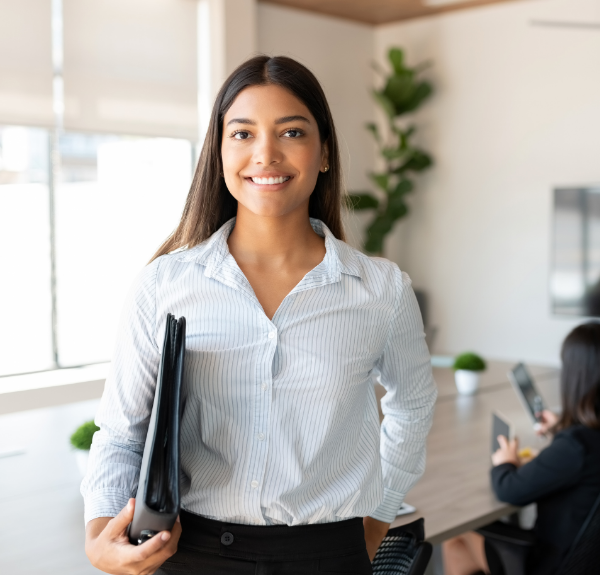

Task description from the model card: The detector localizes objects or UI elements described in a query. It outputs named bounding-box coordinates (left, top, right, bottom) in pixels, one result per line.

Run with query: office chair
left=478, top=489, right=600, bottom=575
left=372, top=518, right=432, bottom=575
left=476, top=520, right=535, bottom=575
left=556, top=489, right=600, bottom=574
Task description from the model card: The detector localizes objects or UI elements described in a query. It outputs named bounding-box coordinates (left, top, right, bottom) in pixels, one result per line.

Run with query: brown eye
left=283, top=129, right=303, bottom=138
left=233, top=131, right=251, bottom=140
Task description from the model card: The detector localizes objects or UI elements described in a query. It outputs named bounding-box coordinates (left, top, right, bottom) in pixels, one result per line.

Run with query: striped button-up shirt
left=81, top=218, right=437, bottom=526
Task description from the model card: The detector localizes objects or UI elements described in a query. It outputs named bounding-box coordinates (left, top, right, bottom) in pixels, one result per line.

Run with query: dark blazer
left=491, top=425, right=600, bottom=575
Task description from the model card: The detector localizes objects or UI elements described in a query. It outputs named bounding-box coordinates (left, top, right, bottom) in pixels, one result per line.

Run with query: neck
left=227, top=205, right=322, bottom=266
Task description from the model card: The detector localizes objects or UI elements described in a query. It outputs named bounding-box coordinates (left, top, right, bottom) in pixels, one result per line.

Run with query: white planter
left=454, top=370, right=480, bottom=395
left=75, top=449, right=90, bottom=476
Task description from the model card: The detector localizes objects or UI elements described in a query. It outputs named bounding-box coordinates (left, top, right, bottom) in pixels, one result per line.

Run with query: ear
left=320, top=140, right=330, bottom=172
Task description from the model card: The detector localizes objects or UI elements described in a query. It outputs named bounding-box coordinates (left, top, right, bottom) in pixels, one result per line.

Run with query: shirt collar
left=176, top=217, right=363, bottom=281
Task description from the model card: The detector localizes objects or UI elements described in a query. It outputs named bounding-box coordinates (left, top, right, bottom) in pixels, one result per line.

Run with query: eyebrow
left=226, top=115, right=311, bottom=127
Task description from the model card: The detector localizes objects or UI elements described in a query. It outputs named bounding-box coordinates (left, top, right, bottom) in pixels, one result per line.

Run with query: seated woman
left=443, top=322, right=600, bottom=575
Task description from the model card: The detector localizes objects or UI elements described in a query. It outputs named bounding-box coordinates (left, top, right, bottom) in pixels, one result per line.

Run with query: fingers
left=497, top=435, right=508, bottom=449
left=104, top=499, right=135, bottom=539
left=132, top=530, right=172, bottom=562
left=511, top=436, right=519, bottom=450
left=170, top=518, right=183, bottom=543
left=164, top=523, right=182, bottom=557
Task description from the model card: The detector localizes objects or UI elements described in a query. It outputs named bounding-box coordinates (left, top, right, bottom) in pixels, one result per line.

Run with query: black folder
left=128, top=313, right=186, bottom=545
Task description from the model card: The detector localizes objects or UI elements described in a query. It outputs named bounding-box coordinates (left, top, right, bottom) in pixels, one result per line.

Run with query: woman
left=443, top=322, right=600, bottom=575
left=81, top=55, right=437, bottom=575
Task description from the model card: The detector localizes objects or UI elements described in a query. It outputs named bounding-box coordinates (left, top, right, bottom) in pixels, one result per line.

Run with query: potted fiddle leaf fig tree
left=70, top=420, right=99, bottom=476
left=348, top=47, right=434, bottom=254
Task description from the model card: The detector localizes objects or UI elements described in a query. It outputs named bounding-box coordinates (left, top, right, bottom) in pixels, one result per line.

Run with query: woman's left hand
left=492, top=435, right=520, bottom=467
left=363, top=516, right=390, bottom=561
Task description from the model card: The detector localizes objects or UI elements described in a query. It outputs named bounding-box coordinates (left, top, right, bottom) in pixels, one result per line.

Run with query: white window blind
left=62, top=0, right=198, bottom=139
left=0, top=0, right=54, bottom=127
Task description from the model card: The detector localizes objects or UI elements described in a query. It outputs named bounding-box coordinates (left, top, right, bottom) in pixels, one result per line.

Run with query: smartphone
left=491, top=411, right=513, bottom=454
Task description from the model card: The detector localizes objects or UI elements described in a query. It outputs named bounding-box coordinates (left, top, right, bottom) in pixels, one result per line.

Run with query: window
left=0, top=0, right=200, bottom=377
left=0, top=126, right=53, bottom=375
left=0, top=126, right=193, bottom=376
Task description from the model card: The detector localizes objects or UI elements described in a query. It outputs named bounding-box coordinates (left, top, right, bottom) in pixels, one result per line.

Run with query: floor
left=0, top=399, right=103, bottom=575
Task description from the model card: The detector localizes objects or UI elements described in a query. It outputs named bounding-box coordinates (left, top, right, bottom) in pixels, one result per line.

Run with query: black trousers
left=156, top=509, right=373, bottom=575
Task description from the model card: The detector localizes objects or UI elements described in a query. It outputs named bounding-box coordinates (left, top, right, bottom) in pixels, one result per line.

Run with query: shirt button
left=258, top=433, right=265, bottom=441
left=251, top=480, right=259, bottom=489
left=268, top=331, right=275, bottom=339
left=221, top=532, right=234, bottom=545
left=261, top=382, right=268, bottom=391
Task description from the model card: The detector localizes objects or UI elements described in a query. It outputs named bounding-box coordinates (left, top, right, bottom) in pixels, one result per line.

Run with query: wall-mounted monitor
left=552, top=187, right=600, bottom=317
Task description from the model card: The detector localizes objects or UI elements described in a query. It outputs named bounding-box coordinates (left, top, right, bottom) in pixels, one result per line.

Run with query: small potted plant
left=453, top=352, right=487, bottom=395
left=70, top=420, right=99, bottom=476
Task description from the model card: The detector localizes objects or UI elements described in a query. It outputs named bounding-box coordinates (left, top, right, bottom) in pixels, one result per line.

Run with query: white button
left=258, top=433, right=265, bottom=441
left=261, top=382, right=268, bottom=391
left=268, top=331, right=275, bottom=339
left=251, top=480, right=259, bottom=489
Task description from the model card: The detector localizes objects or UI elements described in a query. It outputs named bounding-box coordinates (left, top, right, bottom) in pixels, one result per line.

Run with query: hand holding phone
left=492, top=435, right=520, bottom=467
left=534, top=409, right=559, bottom=436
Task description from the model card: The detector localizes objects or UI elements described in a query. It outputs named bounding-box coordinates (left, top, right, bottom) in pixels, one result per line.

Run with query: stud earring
left=322, top=165, right=329, bottom=172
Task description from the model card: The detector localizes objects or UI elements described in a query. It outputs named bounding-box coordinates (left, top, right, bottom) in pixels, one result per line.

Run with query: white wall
left=256, top=3, right=376, bottom=248
left=375, top=0, right=600, bottom=364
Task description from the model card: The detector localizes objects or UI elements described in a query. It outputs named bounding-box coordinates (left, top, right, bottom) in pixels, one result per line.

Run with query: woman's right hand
left=535, top=409, right=559, bottom=436
left=85, top=498, right=181, bottom=575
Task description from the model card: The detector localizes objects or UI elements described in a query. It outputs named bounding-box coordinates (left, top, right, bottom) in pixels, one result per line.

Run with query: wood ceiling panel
left=260, top=0, right=526, bottom=25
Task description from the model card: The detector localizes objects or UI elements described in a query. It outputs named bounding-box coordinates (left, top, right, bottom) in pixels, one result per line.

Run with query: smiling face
left=221, top=84, right=329, bottom=219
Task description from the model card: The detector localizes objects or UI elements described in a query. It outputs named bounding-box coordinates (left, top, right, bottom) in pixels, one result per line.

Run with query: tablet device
left=507, top=363, right=545, bottom=424
left=491, top=411, right=512, bottom=453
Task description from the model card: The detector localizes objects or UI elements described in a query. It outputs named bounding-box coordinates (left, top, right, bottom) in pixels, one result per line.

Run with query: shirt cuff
left=83, top=488, right=132, bottom=525
left=369, top=487, right=405, bottom=523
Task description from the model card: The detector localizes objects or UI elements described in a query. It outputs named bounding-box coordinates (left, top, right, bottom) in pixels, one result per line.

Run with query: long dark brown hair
left=151, top=55, right=345, bottom=262
left=556, top=322, right=600, bottom=431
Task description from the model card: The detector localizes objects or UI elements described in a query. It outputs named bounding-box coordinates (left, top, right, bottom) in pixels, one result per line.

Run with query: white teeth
left=251, top=176, right=290, bottom=185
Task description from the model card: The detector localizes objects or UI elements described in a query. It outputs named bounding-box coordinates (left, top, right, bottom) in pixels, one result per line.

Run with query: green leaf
left=383, top=74, right=414, bottom=110
left=453, top=352, right=486, bottom=371
left=396, top=125, right=416, bottom=148
left=394, top=149, right=433, bottom=174
left=365, top=214, right=394, bottom=254
left=345, top=193, right=379, bottom=210
left=370, top=173, right=389, bottom=191
left=388, top=47, right=405, bottom=75
left=399, top=81, right=433, bottom=115
left=70, top=420, right=100, bottom=450
left=391, top=179, right=414, bottom=196
left=386, top=200, right=409, bottom=221
left=385, top=179, right=412, bottom=219
left=365, top=122, right=381, bottom=144
left=372, top=90, right=395, bottom=118
left=381, top=146, right=406, bottom=161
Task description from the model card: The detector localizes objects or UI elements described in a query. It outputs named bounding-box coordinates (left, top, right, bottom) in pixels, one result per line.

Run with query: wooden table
left=376, top=361, right=560, bottom=545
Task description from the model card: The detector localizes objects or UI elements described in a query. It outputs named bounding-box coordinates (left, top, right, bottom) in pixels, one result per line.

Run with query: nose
left=251, top=133, right=282, bottom=166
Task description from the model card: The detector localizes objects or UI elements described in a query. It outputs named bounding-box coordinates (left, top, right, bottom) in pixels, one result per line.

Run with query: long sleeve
left=369, top=267, right=438, bottom=523
left=491, top=432, right=586, bottom=507
left=80, top=259, right=161, bottom=524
